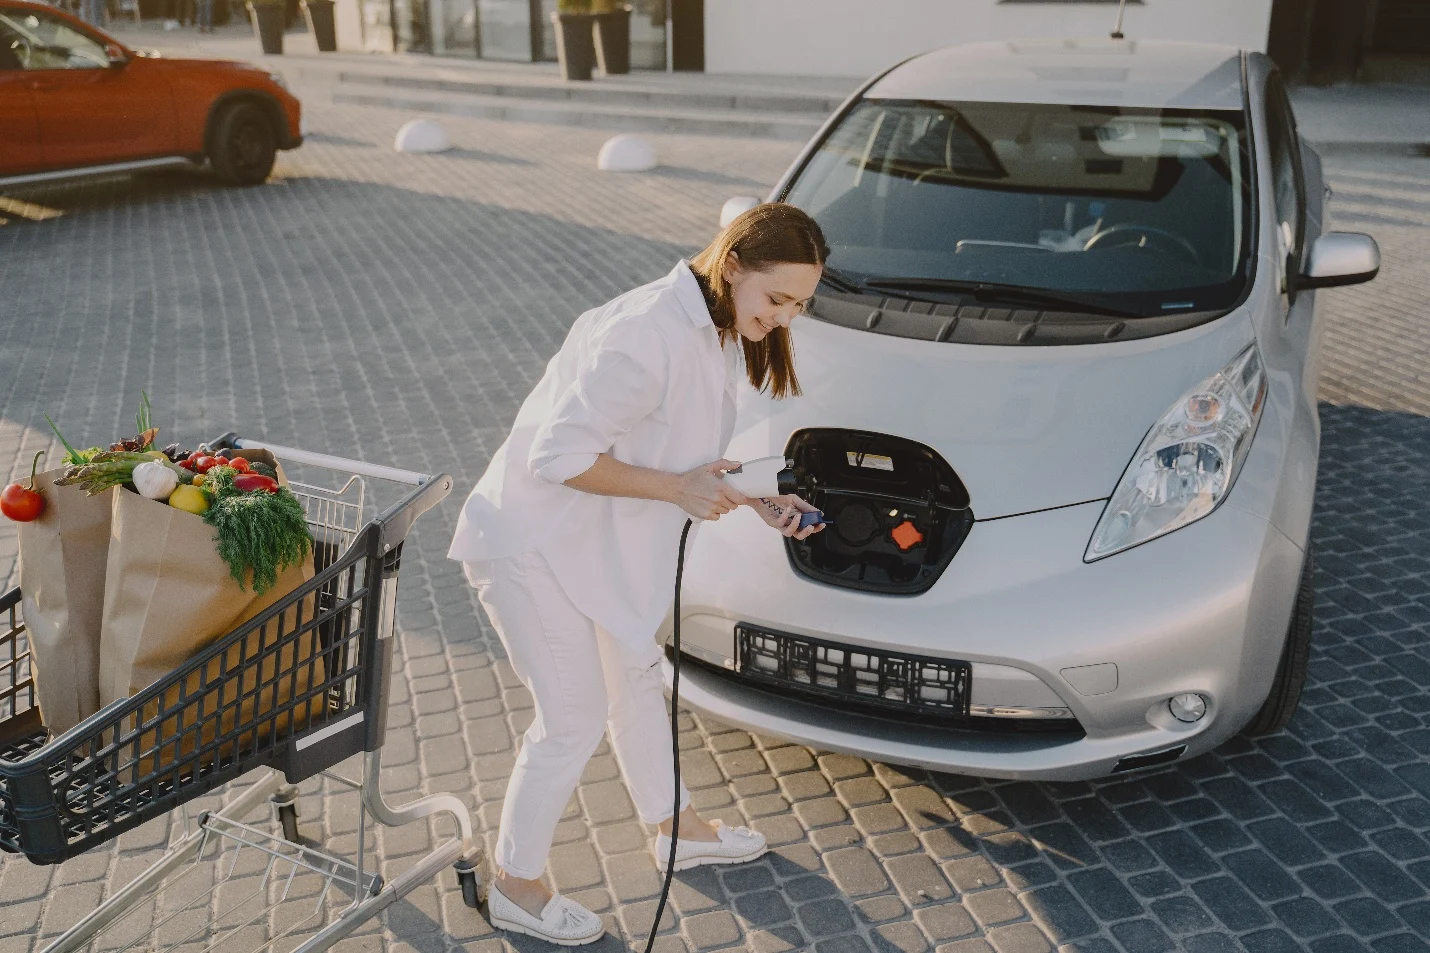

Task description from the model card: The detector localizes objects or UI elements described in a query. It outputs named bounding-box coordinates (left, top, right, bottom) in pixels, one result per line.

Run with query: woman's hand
left=669, top=460, right=747, bottom=521
left=752, top=494, right=826, bottom=540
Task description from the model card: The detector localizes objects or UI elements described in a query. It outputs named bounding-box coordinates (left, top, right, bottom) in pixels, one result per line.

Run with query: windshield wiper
left=818, top=265, right=867, bottom=295
left=819, top=267, right=948, bottom=305
left=861, top=277, right=1142, bottom=319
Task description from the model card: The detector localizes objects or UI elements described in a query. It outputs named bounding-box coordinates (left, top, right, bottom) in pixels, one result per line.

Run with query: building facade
left=347, top=0, right=704, bottom=68
left=334, top=0, right=1427, bottom=84
left=705, top=0, right=1273, bottom=77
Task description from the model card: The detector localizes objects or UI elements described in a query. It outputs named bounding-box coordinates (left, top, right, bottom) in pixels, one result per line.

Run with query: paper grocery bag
left=99, top=477, right=325, bottom=778
left=16, top=470, right=114, bottom=735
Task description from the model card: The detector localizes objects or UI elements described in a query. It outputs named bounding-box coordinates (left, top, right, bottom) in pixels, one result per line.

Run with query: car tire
left=209, top=101, right=278, bottom=186
left=1241, top=546, right=1314, bottom=737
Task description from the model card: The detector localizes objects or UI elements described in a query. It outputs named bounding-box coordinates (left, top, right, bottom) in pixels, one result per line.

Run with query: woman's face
left=724, top=253, right=822, bottom=344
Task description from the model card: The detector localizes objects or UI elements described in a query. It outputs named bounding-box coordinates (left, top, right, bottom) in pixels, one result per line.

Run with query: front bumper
left=280, top=93, right=303, bottom=150
left=663, top=498, right=1305, bottom=781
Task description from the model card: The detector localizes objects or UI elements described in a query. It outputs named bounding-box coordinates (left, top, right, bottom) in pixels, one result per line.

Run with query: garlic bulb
left=133, top=460, right=180, bottom=501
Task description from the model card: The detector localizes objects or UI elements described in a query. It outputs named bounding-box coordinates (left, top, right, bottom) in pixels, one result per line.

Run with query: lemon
left=169, top=484, right=210, bottom=515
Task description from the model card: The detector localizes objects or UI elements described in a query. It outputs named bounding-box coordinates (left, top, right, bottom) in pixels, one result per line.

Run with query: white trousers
left=464, top=550, right=691, bottom=880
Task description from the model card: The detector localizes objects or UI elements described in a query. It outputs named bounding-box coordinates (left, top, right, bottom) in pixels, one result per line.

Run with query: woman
left=448, top=203, right=828, bottom=946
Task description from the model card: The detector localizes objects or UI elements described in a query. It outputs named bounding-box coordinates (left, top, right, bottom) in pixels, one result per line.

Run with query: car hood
left=727, top=308, right=1257, bottom=520
left=133, top=52, right=271, bottom=74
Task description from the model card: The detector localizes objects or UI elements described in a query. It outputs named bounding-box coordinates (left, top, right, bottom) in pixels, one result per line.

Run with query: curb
left=330, top=91, right=825, bottom=142
left=327, top=71, right=845, bottom=116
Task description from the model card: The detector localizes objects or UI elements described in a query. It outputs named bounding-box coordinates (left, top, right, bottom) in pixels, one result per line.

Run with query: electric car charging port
left=783, top=429, right=973, bottom=594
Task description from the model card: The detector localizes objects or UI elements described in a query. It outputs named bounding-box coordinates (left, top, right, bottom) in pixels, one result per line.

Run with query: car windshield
left=0, top=9, right=108, bottom=69
left=784, top=99, right=1253, bottom=317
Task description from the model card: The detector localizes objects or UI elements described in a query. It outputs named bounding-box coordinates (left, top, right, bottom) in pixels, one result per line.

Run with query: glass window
left=629, top=0, right=667, bottom=70
left=440, top=0, right=477, bottom=53
left=534, top=1, right=664, bottom=66
left=783, top=98, right=1254, bottom=318
left=0, top=9, right=107, bottom=70
left=358, top=0, right=394, bottom=51
left=537, top=0, right=557, bottom=60
left=478, top=0, right=534, bottom=61
left=1264, top=74, right=1304, bottom=286
left=392, top=0, right=431, bottom=52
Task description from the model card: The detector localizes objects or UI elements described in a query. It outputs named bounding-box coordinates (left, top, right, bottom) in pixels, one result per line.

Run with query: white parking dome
left=394, top=119, right=452, bottom=154
left=597, top=135, right=658, bottom=173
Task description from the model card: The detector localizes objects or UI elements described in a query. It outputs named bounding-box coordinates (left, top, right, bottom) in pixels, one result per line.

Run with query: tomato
left=1, top=452, right=47, bottom=522
left=177, top=459, right=195, bottom=471
left=186, top=450, right=203, bottom=463
left=229, top=457, right=251, bottom=473
left=1, top=483, right=44, bottom=522
left=193, top=455, right=220, bottom=473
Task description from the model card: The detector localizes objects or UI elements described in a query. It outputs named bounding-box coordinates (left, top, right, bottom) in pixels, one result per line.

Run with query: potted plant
left=591, top=0, right=631, bottom=76
left=301, top=0, right=338, bottom=51
left=551, top=0, right=596, bottom=82
left=246, top=0, right=285, bottom=55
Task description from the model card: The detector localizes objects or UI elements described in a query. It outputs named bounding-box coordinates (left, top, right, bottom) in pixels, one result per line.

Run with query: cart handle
left=212, top=433, right=453, bottom=554
left=219, top=435, right=434, bottom=487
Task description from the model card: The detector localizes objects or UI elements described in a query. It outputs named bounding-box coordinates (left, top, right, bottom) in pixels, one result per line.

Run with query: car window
left=1264, top=73, right=1305, bottom=291
left=784, top=99, right=1254, bottom=318
left=0, top=9, right=108, bottom=70
left=0, top=19, right=25, bottom=70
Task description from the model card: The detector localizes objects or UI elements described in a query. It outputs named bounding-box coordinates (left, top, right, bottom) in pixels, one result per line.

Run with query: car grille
left=735, top=625, right=972, bottom=721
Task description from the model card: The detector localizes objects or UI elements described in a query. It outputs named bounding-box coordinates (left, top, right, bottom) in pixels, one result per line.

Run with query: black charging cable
left=644, top=517, right=694, bottom=953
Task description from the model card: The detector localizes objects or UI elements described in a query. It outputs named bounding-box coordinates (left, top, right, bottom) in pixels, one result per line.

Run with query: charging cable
left=645, top=517, right=694, bottom=953
left=646, top=496, right=824, bottom=951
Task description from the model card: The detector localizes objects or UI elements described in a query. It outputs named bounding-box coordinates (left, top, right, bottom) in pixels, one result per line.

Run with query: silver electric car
left=664, top=38, right=1381, bottom=781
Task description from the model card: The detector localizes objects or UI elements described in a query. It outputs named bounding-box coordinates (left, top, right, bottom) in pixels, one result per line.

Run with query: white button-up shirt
left=448, top=260, right=741, bottom=655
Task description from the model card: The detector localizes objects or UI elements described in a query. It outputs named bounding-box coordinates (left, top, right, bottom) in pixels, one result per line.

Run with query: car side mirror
left=720, top=195, right=761, bottom=228
left=104, top=43, right=128, bottom=67
left=1298, top=232, right=1379, bottom=290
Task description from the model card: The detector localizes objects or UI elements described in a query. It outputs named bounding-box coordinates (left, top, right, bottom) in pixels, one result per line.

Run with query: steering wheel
left=1083, top=222, right=1202, bottom=265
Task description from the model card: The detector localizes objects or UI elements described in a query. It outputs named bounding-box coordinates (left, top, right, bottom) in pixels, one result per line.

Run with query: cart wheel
left=277, top=804, right=301, bottom=843
left=455, top=858, right=486, bottom=912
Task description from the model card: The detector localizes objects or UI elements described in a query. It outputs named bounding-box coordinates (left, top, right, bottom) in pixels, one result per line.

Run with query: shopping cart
left=0, top=434, right=485, bottom=953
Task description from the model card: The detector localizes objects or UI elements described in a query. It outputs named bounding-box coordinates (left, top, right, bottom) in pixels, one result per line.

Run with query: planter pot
left=551, top=12, right=596, bottom=82
left=593, top=5, right=631, bottom=76
left=301, top=0, right=337, bottom=51
left=247, top=2, right=285, bottom=54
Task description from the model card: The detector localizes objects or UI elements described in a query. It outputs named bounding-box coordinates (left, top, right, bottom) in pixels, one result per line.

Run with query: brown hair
left=689, top=202, right=829, bottom=400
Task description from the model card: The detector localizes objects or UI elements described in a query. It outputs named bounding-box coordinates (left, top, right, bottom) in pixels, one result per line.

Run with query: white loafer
left=654, top=819, right=768, bottom=873
left=487, top=883, right=605, bottom=946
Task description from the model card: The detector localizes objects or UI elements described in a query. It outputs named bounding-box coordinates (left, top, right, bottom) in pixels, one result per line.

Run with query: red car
left=0, top=0, right=301, bottom=187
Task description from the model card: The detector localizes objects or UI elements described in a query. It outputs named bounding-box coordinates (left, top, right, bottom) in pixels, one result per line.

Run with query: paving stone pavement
left=2, top=89, right=1430, bottom=953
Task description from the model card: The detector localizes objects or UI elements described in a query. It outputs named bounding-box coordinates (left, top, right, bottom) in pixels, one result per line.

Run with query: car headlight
left=1086, top=342, right=1266, bottom=561
left=267, top=71, right=289, bottom=91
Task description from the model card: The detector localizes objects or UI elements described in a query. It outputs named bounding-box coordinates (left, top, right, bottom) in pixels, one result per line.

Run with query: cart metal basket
left=0, top=434, right=485, bottom=953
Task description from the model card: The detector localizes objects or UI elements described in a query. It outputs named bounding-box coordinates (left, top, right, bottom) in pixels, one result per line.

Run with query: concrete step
left=326, top=67, right=848, bottom=117
left=1360, top=54, right=1430, bottom=85
left=330, top=84, right=828, bottom=141
left=1290, top=84, right=1430, bottom=157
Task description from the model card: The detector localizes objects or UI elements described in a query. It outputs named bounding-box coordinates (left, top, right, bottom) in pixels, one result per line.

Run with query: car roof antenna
left=1110, top=0, right=1129, bottom=39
